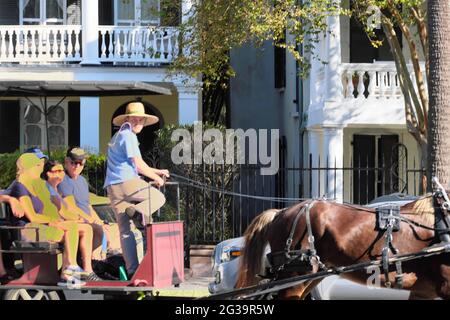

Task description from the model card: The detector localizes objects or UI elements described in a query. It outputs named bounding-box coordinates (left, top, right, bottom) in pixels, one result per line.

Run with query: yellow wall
left=99, top=94, right=179, bottom=153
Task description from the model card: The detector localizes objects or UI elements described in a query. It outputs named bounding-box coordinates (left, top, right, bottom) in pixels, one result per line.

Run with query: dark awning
left=0, top=80, right=172, bottom=97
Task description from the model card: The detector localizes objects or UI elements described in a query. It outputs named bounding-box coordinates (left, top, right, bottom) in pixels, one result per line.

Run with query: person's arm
left=88, top=205, right=104, bottom=224
left=123, top=129, right=169, bottom=186
left=57, top=201, right=80, bottom=221
left=63, top=195, right=96, bottom=223
left=132, top=157, right=164, bottom=185
left=132, top=157, right=170, bottom=187
left=0, top=195, right=24, bottom=218
left=18, top=196, right=52, bottom=224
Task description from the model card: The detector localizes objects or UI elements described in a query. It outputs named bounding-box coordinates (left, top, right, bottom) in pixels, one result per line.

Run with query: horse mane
left=401, top=193, right=435, bottom=226
left=236, top=208, right=281, bottom=288
left=405, top=194, right=434, bottom=214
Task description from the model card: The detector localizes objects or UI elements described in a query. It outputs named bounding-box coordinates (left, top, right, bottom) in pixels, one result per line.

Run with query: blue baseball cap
left=24, top=147, right=49, bottom=160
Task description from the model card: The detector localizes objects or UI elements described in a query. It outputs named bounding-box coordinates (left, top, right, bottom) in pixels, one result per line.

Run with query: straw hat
left=113, top=102, right=159, bottom=127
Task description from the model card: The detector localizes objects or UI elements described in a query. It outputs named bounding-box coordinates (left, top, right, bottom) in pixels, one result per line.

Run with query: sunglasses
left=49, top=169, right=64, bottom=174
left=70, top=160, right=85, bottom=166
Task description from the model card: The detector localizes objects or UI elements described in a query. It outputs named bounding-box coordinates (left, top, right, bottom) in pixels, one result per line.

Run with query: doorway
left=352, top=134, right=399, bottom=204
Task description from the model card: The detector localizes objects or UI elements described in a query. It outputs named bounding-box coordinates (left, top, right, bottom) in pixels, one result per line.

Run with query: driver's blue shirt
left=104, top=123, right=141, bottom=187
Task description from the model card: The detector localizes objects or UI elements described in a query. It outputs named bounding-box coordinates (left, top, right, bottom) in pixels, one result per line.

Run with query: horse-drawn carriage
left=0, top=182, right=184, bottom=300
left=207, top=178, right=450, bottom=300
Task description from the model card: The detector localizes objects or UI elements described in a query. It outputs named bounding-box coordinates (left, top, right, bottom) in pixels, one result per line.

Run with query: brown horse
left=236, top=197, right=450, bottom=299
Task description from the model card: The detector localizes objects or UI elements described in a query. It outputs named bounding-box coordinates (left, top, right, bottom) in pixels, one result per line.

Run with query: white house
left=230, top=3, right=423, bottom=204
left=0, top=0, right=202, bottom=155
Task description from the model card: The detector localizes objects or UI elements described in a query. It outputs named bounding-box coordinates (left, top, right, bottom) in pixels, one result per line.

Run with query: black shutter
left=353, top=135, right=376, bottom=204
left=68, top=101, right=80, bottom=147
left=99, top=0, right=114, bottom=25
left=274, top=45, right=286, bottom=89
left=0, top=100, right=20, bottom=153
left=0, top=0, right=19, bottom=25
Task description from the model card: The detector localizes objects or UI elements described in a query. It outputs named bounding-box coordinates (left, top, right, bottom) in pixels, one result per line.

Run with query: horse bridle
left=267, top=200, right=326, bottom=277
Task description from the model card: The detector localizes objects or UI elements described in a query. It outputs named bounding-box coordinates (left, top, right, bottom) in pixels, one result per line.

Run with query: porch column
left=309, top=39, right=325, bottom=106
left=177, top=86, right=201, bottom=125
left=308, top=129, right=324, bottom=198
left=323, top=127, right=344, bottom=202
left=80, top=97, right=100, bottom=153
left=81, top=0, right=100, bottom=65
left=325, top=0, right=343, bottom=101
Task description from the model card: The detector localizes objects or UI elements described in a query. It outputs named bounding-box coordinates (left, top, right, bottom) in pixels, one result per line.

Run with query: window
left=20, top=0, right=66, bottom=25
left=115, top=0, right=160, bottom=26
left=20, top=99, right=68, bottom=151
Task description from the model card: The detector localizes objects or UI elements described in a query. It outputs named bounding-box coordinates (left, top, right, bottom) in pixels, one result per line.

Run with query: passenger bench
left=0, top=203, right=62, bottom=285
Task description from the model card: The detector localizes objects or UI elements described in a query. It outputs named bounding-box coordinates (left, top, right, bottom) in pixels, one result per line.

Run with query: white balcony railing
left=0, top=25, right=82, bottom=63
left=98, top=26, right=179, bottom=64
left=0, top=25, right=179, bottom=65
left=340, top=63, right=404, bottom=100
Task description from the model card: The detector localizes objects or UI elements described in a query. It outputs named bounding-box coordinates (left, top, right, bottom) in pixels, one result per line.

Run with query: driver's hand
left=157, top=169, right=170, bottom=178
left=154, top=176, right=165, bottom=187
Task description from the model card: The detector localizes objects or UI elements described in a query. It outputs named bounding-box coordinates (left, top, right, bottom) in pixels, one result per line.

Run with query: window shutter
left=0, top=0, right=19, bottom=25
left=99, top=0, right=114, bottom=25
left=274, top=45, right=286, bottom=89
left=0, top=100, right=20, bottom=153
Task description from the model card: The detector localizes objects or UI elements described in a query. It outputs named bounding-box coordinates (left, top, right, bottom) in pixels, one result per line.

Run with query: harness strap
left=305, top=201, right=317, bottom=256
left=381, top=214, right=403, bottom=289
left=284, top=206, right=306, bottom=253
left=279, top=200, right=326, bottom=272
left=395, top=261, right=404, bottom=289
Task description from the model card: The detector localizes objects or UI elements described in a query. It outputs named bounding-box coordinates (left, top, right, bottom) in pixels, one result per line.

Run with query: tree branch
left=387, top=0, right=428, bottom=129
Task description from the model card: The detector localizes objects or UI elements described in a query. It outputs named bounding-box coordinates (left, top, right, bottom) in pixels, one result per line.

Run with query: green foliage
left=0, top=150, right=22, bottom=189
left=167, top=0, right=345, bottom=85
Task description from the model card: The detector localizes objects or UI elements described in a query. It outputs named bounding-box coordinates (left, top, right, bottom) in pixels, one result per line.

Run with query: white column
left=308, top=129, right=323, bottom=198
left=323, top=127, right=344, bottom=202
left=81, top=0, right=100, bottom=65
left=177, top=86, right=201, bottom=125
left=309, top=39, right=323, bottom=106
left=325, top=1, right=343, bottom=101
left=80, top=97, right=100, bottom=153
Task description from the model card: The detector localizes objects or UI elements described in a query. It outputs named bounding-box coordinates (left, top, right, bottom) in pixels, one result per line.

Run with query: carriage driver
left=104, top=102, right=169, bottom=277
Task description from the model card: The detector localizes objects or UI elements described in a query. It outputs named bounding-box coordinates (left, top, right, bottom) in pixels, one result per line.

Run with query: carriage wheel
left=3, top=289, right=64, bottom=300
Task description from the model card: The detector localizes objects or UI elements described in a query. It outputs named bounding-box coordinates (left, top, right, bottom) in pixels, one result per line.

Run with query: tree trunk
left=427, top=0, right=450, bottom=191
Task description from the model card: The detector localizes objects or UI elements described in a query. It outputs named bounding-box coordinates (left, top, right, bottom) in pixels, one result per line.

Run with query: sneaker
left=62, top=265, right=90, bottom=277
left=84, top=272, right=103, bottom=281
